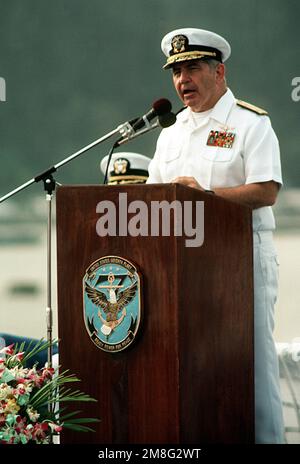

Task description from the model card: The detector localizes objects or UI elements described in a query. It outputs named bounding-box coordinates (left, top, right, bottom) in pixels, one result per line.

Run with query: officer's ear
left=215, top=63, right=226, bottom=83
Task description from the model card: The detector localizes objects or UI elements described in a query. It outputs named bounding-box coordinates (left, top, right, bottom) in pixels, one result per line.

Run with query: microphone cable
left=103, top=140, right=119, bottom=185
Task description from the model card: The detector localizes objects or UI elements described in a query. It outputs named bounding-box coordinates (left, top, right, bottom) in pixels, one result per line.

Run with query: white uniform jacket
left=147, top=88, right=282, bottom=231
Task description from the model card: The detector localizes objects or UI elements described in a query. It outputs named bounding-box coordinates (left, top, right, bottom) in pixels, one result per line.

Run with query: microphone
left=115, top=111, right=176, bottom=148
left=103, top=102, right=176, bottom=183
left=131, top=98, right=172, bottom=131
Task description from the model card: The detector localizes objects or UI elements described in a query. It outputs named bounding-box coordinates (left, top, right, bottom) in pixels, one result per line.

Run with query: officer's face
left=172, top=60, right=225, bottom=112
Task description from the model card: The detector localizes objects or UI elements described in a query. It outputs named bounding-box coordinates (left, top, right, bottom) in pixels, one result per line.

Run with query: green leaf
left=15, top=338, right=59, bottom=367
left=58, top=410, right=83, bottom=421
left=62, top=418, right=100, bottom=424
left=0, top=368, right=15, bottom=383
left=63, top=423, right=97, bottom=433
left=17, top=393, right=30, bottom=406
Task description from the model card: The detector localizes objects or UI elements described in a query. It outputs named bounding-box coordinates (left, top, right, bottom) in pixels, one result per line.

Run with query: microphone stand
left=0, top=123, right=134, bottom=204
left=0, top=120, right=141, bottom=367
left=103, top=121, right=160, bottom=184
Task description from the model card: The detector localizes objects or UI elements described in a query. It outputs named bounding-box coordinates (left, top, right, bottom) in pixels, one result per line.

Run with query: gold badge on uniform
left=206, top=130, right=236, bottom=148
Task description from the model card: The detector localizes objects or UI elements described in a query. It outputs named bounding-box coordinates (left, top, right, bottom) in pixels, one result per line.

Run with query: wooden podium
left=56, top=183, right=254, bottom=444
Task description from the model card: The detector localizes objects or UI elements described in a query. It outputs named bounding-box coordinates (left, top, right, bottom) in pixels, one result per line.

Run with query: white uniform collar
left=179, top=88, right=236, bottom=126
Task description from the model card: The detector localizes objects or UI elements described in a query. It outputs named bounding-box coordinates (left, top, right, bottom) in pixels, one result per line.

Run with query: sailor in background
left=147, top=27, right=284, bottom=444
left=100, top=152, right=151, bottom=185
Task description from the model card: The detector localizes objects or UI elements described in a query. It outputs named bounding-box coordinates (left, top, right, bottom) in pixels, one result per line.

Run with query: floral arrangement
left=0, top=339, right=99, bottom=444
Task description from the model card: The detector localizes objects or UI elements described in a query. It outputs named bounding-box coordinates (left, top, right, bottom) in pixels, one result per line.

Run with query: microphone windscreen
left=159, top=112, right=176, bottom=128
left=152, top=98, right=172, bottom=115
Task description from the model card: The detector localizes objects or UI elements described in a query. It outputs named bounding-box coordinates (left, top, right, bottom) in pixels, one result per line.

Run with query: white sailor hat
left=161, top=27, right=231, bottom=69
left=100, top=152, right=151, bottom=185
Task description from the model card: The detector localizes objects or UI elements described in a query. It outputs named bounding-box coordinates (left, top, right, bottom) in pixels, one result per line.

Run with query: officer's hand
left=171, top=176, right=204, bottom=190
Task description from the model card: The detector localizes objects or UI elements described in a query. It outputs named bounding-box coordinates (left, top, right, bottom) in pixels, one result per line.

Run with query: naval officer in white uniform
left=147, top=27, right=284, bottom=444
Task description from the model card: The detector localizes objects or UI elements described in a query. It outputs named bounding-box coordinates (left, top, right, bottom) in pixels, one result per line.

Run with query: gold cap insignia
left=113, top=158, right=128, bottom=175
left=171, top=35, right=188, bottom=54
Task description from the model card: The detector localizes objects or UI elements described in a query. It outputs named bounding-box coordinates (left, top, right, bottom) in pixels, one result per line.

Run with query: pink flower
left=27, top=371, right=44, bottom=387
left=31, top=422, right=49, bottom=441
left=48, top=422, right=62, bottom=433
left=14, top=384, right=26, bottom=396
left=16, top=378, right=26, bottom=384
left=41, top=367, right=55, bottom=380
left=26, top=407, right=40, bottom=422
left=0, top=344, right=14, bottom=356
left=9, top=352, right=25, bottom=363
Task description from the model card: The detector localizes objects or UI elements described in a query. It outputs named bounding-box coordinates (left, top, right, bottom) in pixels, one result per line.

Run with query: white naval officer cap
left=161, top=27, right=231, bottom=69
left=100, top=152, right=151, bottom=185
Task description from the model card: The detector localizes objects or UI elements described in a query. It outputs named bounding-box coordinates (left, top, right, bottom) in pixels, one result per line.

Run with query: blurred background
left=0, top=0, right=299, bottom=442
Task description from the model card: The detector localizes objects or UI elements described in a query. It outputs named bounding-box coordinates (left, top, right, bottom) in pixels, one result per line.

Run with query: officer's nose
left=178, top=68, right=191, bottom=84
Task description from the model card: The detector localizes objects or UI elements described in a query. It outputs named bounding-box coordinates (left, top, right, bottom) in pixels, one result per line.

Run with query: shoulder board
left=236, top=99, right=268, bottom=115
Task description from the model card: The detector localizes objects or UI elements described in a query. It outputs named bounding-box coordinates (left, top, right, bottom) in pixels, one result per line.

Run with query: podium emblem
left=83, top=256, right=142, bottom=353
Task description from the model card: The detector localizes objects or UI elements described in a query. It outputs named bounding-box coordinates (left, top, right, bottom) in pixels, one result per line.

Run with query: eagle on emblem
left=85, top=279, right=138, bottom=337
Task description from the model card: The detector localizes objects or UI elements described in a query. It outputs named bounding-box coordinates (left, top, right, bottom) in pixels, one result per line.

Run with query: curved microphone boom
left=115, top=98, right=176, bottom=148
left=115, top=111, right=176, bottom=148
left=103, top=98, right=176, bottom=183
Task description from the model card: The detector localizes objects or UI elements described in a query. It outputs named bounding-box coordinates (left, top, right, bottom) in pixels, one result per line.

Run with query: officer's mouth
left=182, top=89, right=197, bottom=98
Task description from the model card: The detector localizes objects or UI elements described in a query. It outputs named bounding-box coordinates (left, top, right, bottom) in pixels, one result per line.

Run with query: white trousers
left=253, top=231, right=285, bottom=444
